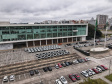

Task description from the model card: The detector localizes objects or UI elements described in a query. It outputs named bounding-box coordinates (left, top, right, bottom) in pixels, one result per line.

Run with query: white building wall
left=0, top=43, right=13, bottom=50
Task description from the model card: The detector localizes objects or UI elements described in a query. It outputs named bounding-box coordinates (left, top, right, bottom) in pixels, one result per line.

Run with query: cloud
left=0, top=0, right=112, bottom=22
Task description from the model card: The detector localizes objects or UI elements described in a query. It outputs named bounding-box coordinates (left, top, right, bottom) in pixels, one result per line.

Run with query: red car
left=74, top=74, right=80, bottom=80
left=58, top=63, right=62, bottom=68
left=69, top=74, right=76, bottom=82
left=92, top=68, right=99, bottom=74
left=101, top=65, right=108, bottom=70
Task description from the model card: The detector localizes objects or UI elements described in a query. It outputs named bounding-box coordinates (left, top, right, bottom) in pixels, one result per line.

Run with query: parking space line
left=18, top=75, right=20, bottom=80
left=24, top=74, right=26, bottom=79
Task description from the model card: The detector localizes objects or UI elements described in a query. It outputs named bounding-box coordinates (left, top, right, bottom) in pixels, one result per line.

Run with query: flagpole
left=93, top=28, right=96, bottom=48
left=93, top=20, right=97, bottom=49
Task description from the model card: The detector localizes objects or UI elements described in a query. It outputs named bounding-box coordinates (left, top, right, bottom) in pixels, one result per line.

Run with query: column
left=40, top=40, right=41, bottom=46
left=26, top=42, right=28, bottom=47
left=76, top=37, right=77, bottom=42
left=52, top=39, right=53, bottom=44
left=33, top=41, right=35, bottom=47
left=67, top=38, right=68, bottom=43
left=57, top=39, right=58, bottom=44
left=62, top=38, right=63, bottom=43
left=46, top=40, right=47, bottom=45
left=72, top=37, right=73, bottom=42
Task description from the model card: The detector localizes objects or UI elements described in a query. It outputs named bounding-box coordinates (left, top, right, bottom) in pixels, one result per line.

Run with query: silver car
left=60, top=76, right=68, bottom=84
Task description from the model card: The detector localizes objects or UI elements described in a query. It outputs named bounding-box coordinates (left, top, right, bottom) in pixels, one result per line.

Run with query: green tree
left=87, top=24, right=102, bottom=40
left=110, top=26, right=112, bottom=30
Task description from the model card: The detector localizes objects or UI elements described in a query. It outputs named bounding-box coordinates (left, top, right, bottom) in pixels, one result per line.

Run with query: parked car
left=9, top=75, right=15, bottom=81
left=3, top=76, right=8, bottom=82
left=60, top=76, right=68, bottom=84
left=55, top=79, right=62, bottom=84
left=77, top=59, right=83, bottom=63
left=88, top=69, right=96, bottom=75
left=64, top=62, right=69, bottom=66
left=47, top=66, right=52, bottom=71
left=92, top=68, right=99, bottom=74
left=73, top=60, right=79, bottom=64
left=73, top=74, right=80, bottom=80
left=61, top=63, right=66, bottom=67
left=34, top=69, right=39, bottom=74
left=43, top=67, right=48, bottom=72
left=68, top=62, right=73, bottom=65
left=55, top=64, right=59, bottom=69
left=69, top=74, right=76, bottom=82
left=58, top=63, right=62, bottom=68
left=101, top=65, right=108, bottom=70
left=97, top=66, right=105, bottom=71
left=95, top=67, right=102, bottom=73
left=81, top=71, right=89, bottom=77
left=86, top=70, right=93, bottom=76
left=29, top=70, right=34, bottom=76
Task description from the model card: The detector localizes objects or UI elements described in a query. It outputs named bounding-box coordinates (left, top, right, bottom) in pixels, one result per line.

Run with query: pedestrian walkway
left=100, top=77, right=112, bottom=84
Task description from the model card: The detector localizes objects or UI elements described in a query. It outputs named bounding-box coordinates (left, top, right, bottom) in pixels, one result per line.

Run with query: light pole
left=109, top=59, right=111, bottom=75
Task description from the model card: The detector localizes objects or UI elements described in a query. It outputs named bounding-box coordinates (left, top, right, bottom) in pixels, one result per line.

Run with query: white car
left=88, top=69, right=96, bottom=75
left=81, top=71, right=89, bottom=77
left=73, top=60, right=79, bottom=64
left=55, top=79, right=62, bottom=84
left=10, top=75, right=15, bottom=81
left=86, top=70, right=92, bottom=76
left=95, top=67, right=102, bottom=73
left=60, top=76, right=68, bottom=84
left=3, top=76, right=8, bottom=82
left=85, top=57, right=90, bottom=61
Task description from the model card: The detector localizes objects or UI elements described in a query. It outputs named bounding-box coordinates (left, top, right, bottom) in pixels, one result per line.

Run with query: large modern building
left=0, top=22, right=88, bottom=50
left=97, top=14, right=108, bottom=29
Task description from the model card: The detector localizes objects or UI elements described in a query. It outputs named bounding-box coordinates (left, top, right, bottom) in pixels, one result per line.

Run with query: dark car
left=97, top=66, right=105, bottom=71
left=64, top=62, right=69, bottom=66
left=29, top=70, right=34, bottom=76
left=68, top=62, right=73, bottom=65
left=61, top=63, right=66, bottom=67
left=43, top=67, right=48, bottom=72
left=69, top=74, right=76, bottom=82
left=34, top=69, right=39, bottom=74
left=73, top=74, right=80, bottom=80
left=47, top=66, right=52, bottom=71
left=77, top=59, right=83, bottom=63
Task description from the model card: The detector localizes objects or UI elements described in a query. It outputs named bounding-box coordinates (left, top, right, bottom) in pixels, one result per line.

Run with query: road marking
left=24, top=74, right=26, bottom=79
left=18, top=75, right=20, bottom=80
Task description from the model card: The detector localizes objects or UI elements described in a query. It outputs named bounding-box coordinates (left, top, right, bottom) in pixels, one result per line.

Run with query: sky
left=0, top=0, right=112, bottom=23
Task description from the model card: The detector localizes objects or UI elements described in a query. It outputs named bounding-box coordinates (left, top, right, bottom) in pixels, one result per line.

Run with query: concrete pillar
left=52, top=39, right=53, bottom=44
left=76, top=37, right=77, bottom=42
left=62, top=38, right=63, bottom=43
left=72, top=37, right=73, bottom=42
left=57, top=39, right=58, bottom=44
left=26, top=42, right=28, bottom=47
left=33, top=41, right=35, bottom=46
left=40, top=40, right=41, bottom=46
left=67, top=38, right=68, bottom=43
left=46, top=40, right=47, bottom=45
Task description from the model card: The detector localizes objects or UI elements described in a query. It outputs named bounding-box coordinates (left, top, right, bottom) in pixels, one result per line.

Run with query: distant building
left=87, top=17, right=96, bottom=26
left=97, top=14, right=108, bottom=29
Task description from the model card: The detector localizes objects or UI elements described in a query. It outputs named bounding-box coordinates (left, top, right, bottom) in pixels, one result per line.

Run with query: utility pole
left=109, top=60, right=111, bottom=75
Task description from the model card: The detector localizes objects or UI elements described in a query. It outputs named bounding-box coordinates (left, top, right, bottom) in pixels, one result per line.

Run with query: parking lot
left=0, top=60, right=98, bottom=84
left=0, top=39, right=112, bottom=84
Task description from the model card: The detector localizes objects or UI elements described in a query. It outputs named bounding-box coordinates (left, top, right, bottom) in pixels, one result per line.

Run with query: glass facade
left=0, top=25, right=87, bottom=42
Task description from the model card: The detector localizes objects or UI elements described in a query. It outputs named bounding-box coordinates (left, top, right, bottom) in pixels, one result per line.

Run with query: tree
left=110, top=26, right=112, bottom=30
left=87, top=24, right=102, bottom=40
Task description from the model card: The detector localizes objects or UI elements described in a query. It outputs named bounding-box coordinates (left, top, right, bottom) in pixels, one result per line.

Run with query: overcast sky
left=0, top=0, right=112, bottom=23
